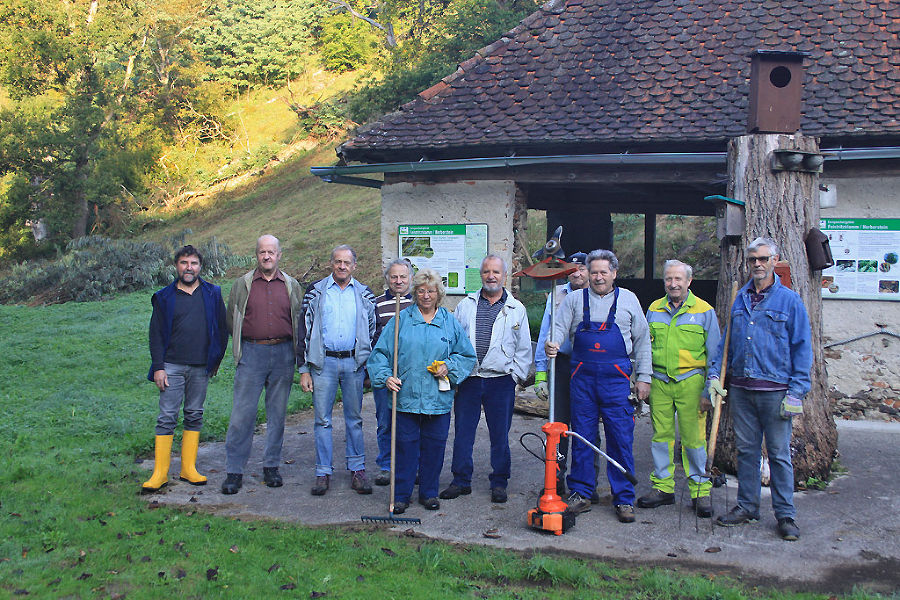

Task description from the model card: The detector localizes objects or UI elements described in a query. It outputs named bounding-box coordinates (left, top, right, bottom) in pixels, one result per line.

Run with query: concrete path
left=144, top=394, right=900, bottom=595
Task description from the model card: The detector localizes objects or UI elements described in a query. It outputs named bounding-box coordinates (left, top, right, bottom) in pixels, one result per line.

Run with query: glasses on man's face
left=747, top=255, right=772, bottom=265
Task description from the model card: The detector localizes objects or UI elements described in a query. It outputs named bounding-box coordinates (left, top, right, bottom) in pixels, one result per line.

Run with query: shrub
left=0, top=235, right=246, bottom=304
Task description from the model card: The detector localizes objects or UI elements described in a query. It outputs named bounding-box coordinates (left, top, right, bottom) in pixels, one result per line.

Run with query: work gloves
left=707, top=378, right=727, bottom=399
left=534, top=371, right=549, bottom=401
left=780, top=395, right=803, bottom=419
left=426, top=360, right=451, bottom=391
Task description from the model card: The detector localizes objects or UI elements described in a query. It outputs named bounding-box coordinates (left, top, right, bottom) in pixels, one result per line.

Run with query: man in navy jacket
left=143, top=245, right=227, bottom=493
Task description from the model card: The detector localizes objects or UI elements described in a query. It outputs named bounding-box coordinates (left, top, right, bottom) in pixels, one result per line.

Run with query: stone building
left=314, top=0, right=900, bottom=419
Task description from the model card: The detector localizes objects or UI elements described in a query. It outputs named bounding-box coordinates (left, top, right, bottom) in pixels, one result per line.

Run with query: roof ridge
left=417, top=0, right=563, bottom=103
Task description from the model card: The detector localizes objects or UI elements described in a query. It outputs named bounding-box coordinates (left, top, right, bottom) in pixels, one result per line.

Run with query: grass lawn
left=0, top=291, right=884, bottom=599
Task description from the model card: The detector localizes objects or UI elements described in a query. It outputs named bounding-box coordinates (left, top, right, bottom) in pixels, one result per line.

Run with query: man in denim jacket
left=707, top=237, right=812, bottom=541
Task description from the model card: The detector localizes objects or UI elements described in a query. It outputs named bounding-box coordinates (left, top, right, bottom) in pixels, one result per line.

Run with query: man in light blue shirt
left=297, top=245, right=376, bottom=496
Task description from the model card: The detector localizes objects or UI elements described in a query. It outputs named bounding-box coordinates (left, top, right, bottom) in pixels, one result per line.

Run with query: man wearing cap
left=638, top=259, right=720, bottom=517
left=533, top=251, right=588, bottom=495
left=546, top=249, right=651, bottom=523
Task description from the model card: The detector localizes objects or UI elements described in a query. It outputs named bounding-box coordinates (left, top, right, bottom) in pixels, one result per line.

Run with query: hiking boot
left=392, top=501, right=409, bottom=515
left=616, top=504, right=636, bottom=523
left=439, top=484, right=471, bottom=499
left=637, top=488, right=675, bottom=509
left=777, top=517, right=800, bottom=541
left=374, top=470, right=391, bottom=486
left=263, top=467, right=283, bottom=488
left=591, top=489, right=601, bottom=504
left=692, top=496, right=713, bottom=518
left=716, top=506, right=759, bottom=527
left=351, top=470, right=372, bottom=494
left=419, top=497, right=440, bottom=510
left=311, top=474, right=330, bottom=496
left=556, top=476, right=567, bottom=497
left=221, top=473, right=242, bottom=495
left=490, top=487, right=508, bottom=503
left=565, top=492, right=592, bottom=514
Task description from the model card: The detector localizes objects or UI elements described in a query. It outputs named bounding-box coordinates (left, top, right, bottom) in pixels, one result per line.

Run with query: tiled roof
left=340, top=0, right=900, bottom=162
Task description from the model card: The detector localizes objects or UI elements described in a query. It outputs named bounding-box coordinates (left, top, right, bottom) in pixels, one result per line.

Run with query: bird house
left=747, top=50, right=808, bottom=134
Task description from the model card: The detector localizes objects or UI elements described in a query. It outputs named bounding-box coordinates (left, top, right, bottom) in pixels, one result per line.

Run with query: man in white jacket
left=441, top=255, right=533, bottom=504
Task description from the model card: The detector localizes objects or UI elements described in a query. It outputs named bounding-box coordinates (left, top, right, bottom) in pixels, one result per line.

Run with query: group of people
left=143, top=233, right=811, bottom=541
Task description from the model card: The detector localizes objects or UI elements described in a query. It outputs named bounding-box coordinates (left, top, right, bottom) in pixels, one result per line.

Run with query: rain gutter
left=310, top=146, right=900, bottom=188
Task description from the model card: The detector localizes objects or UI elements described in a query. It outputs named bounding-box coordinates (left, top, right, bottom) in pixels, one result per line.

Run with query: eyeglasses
left=747, top=256, right=773, bottom=265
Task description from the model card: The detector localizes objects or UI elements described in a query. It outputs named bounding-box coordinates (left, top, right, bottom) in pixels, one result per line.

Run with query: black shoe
left=263, top=467, right=283, bottom=488
left=692, top=496, right=713, bottom=518
left=392, top=501, right=409, bottom=514
left=637, top=489, right=675, bottom=509
left=419, top=497, right=440, bottom=510
left=716, top=506, right=759, bottom=527
left=221, top=473, right=242, bottom=495
left=311, top=474, right=330, bottom=496
left=491, top=487, right=508, bottom=503
left=439, top=484, right=471, bottom=499
left=374, top=470, right=391, bottom=486
left=777, top=517, right=800, bottom=541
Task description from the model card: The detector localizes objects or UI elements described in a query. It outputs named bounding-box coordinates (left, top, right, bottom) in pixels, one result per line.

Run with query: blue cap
left=568, top=252, right=588, bottom=265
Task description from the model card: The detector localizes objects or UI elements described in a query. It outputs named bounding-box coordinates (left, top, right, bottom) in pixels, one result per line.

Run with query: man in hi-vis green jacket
left=638, top=260, right=720, bottom=517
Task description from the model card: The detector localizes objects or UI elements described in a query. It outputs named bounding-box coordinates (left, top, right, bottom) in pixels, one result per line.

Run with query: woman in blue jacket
left=367, top=268, right=476, bottom=513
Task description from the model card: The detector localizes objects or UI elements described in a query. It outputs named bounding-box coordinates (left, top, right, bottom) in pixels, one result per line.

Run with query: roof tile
left=341, top=0, right=900, bottom=160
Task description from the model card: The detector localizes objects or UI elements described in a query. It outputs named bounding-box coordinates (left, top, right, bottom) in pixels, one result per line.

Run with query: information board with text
left=820, top=218, right=900, bottom=301
left=398, top=224, right=489, bottom=295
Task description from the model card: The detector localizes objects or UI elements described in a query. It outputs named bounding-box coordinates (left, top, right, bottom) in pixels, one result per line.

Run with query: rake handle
left=706, top=281, right=739, bottom=473
left=389, top=294, right=400, bottom=514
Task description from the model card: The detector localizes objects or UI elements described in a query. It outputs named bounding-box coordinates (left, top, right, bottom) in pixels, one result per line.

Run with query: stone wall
left=820, top=167, right=900, bottom=421
left=380, top=179, right=519, bottom=310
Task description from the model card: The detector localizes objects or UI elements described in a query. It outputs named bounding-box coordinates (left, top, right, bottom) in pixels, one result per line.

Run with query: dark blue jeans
left=731, top=387, right=796, bottom=519
left=394, top=411, right=450, bottom=503
left=450, top=375, right=515, bottom=489
left=371, top=384, right=392, bottom=471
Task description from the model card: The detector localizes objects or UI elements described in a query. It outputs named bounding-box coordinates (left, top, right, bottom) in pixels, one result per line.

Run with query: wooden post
left=714, top=133, right=837, bottom=483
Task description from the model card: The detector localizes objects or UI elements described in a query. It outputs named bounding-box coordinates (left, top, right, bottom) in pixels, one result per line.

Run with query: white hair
left=748, top=236, right=780, bottom=257
left=663, top=259, right=693, bottom=280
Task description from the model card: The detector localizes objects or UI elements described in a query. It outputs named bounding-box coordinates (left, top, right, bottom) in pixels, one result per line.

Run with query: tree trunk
left=713, top=133, right=837, bottom=484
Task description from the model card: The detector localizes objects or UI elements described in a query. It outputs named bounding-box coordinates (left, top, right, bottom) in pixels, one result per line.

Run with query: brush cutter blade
left=361, top=515, right=422, bottom=525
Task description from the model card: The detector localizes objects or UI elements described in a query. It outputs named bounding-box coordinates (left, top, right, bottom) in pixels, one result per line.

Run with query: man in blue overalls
left=546, top=249, right=652, bottom=523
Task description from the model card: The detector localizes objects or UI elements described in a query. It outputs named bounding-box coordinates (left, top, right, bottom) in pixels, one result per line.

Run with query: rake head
left=361, top=515, right=422, bottom=525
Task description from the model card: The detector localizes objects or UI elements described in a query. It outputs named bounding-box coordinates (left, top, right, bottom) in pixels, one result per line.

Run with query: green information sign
left=398, top=224, right=489, bottom=295
left=820, top=218, right=900, bottom=301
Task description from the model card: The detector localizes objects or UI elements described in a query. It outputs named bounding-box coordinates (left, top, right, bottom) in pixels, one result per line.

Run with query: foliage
left=0, top=0, right=216, bottom=257
left=0, top=235, right=245, bottom=304
left=0, top=293, right=875, bottom=598
left=316, top=12, right=385, bottom=72
left=193, top=0, right=327, bottom=89
left=342, top=0, right=541, bottom=123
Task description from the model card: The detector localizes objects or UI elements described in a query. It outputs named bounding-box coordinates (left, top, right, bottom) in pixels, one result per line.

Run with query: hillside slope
left=138, top=145, right=385, bottom=287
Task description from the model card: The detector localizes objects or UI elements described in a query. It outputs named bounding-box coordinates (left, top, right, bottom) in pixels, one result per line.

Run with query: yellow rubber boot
left=141, top=434, right=173, bottom=493
left=179, top=430, right=207, bottom=485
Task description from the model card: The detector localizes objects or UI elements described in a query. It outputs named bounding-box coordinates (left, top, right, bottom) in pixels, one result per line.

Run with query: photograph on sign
left=820, top=218, right=900, bottom=301
left=398, top=224, right=488, bottom=295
